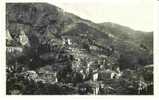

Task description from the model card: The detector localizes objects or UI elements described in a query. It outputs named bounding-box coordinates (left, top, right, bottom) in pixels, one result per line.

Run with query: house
left=92, top=72, right=98, bottom=82
left=98, top=69, right=120, bottom=81
left=6, top=47, right=23, bottom=53
left=21, top=70, right=38, bottom=81
left=62, top=37, right=72, bottom=46
left=38, top=65, right=58, bottom=83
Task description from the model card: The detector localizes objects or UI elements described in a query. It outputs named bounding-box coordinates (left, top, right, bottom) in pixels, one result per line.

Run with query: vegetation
left=6, top=3, right=153, bottom=95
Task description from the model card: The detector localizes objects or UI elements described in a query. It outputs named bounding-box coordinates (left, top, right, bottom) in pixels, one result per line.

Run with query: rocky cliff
left=6, top=3, right=153, bottom=95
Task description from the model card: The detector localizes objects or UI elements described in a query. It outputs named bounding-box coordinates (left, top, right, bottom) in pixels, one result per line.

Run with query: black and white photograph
left=5, top=0, right=154, bottom=95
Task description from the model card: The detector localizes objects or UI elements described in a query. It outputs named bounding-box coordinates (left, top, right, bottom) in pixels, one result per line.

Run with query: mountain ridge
left=6, top=3, right=153, bottom=95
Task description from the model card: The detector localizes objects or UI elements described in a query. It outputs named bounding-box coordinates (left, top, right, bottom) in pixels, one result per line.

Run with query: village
left=6, top=3, right=153, bottom=95
left=7, top=36, right=152, bottom=95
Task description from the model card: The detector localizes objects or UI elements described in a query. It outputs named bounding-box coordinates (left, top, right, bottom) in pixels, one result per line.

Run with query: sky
left=50, top=0, right=153, bottom=32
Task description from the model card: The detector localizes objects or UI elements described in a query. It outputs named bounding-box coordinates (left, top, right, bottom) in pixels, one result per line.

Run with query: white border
left=154, top=0, right=159, bottom=96
left=0, top=0, right=6, bottom=96
left=0, top=0, right=159, bottom=99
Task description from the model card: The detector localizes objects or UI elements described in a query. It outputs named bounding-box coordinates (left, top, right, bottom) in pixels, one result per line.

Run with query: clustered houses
left=5, top=32, right=125, bottom=95
left=59, top=37, right=123, bottom=94
left=11, top=34, right=123, bottom=94
left=20, top=66, right=58, bottom=84
left=6, top=47, right=23, bottom=53
left=73, top=58, right=123, bottom=94
left=37, top=66, right=58, bottom=83
left=21, top=70, right=38, bottom=81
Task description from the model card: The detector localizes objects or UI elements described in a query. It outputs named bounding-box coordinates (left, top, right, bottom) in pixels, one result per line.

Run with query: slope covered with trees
left=6, top=3, right=153, bottom=95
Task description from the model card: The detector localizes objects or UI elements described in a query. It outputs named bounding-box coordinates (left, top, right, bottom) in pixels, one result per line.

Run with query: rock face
left=6, top=3, right=153, bottom=95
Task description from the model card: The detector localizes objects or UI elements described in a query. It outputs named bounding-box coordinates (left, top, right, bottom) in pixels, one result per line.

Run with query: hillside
left=6, top=3, right=153, bottom=95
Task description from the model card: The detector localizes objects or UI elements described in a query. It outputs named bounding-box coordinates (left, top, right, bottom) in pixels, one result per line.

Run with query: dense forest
left=6, top=3, right=153, bottom=95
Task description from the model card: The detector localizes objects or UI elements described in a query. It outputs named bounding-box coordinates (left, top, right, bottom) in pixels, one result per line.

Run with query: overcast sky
left=50, top=0, right=153, bottom=32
